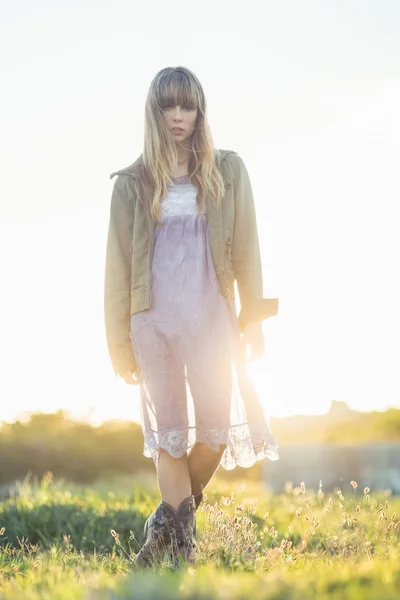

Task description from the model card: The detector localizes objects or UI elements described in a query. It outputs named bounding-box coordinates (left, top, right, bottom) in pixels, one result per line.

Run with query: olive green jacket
left=104, top=149, right=263, bottom=376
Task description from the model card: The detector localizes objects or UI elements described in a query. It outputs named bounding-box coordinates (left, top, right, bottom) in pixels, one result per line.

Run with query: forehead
left=156, top=72, right=199, bottom=107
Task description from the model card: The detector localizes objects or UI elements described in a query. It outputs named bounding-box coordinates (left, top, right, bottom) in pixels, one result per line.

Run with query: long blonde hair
left=133, top=66, right=225, bottom=223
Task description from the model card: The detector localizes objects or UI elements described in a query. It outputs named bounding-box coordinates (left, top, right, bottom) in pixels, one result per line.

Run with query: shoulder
left=109, top=155, right=144, bottom=205
left=109, top=170, right=139, bottom=208
left=217, top=148, right=239, bottom=167
left=109, top=154, right=143, bottom=180
left=216, top=149, right=248, bottom=183
left=217, top=149, right=245, bottom=168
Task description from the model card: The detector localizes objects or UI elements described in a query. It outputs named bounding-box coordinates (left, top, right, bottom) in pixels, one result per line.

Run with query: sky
left=0, top=0, right=399, bottom=426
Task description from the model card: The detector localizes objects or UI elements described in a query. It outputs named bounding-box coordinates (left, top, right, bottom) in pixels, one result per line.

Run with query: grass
left=1, top=472, right=400, bottom=598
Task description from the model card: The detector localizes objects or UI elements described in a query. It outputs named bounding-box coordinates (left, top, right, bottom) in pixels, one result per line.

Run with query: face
left=161, top=104, right=198, bottom=143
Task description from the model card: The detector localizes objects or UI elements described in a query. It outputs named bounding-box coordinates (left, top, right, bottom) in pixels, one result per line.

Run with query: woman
left=104, top=66, right=279, bottom=568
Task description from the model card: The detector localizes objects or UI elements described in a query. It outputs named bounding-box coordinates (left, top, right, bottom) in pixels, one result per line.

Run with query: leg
left=157, top=448, right=196, bottom=566
left=141, top=446, right=207, bottom=551
left=184, top=319, right=232, bottom=498
left=157, top=448, right=192, bottom=510
left=187, top=442, right=226, bottom=498
left=129, top=323, right=195, bottom=568
left=133, top=448, right=195, bottom=569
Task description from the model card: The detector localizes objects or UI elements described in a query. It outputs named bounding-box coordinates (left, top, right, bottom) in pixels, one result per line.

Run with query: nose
left=172, top=106, right=183, bottom=121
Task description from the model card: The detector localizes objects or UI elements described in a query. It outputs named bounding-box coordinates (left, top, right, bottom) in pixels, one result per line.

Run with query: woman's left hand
left=242, top=322, right=265, bottom=361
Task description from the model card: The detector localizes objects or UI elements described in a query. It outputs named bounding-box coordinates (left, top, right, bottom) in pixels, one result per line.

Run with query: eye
left=162, top=106, right=172, bottom=111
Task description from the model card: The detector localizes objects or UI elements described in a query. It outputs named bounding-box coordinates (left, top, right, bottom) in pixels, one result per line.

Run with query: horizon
left=0, top=399, right=395, bottom=429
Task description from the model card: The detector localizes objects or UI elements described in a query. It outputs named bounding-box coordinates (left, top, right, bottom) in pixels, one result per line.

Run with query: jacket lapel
left=205, top=149, right=232, bottom=275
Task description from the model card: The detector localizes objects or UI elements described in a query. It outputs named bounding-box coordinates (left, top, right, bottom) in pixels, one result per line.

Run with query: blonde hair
left=133, top=66, right=225, bottom=223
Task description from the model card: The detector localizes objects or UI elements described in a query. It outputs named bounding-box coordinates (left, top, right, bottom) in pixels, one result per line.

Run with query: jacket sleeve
left=230, top=154, right=264, bottom=314
left=104, top=175, right=137, bottom=376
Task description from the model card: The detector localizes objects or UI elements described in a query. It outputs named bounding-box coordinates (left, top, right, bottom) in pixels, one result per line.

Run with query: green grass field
left=1, top=472, right=400, bottom=599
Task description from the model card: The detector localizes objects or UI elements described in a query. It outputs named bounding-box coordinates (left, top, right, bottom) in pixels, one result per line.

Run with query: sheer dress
left=130, top=175, right=279, bottom=469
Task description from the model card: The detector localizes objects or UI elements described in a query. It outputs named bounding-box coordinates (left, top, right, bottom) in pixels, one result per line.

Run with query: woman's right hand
left=119, top=370, right=141, bottom=385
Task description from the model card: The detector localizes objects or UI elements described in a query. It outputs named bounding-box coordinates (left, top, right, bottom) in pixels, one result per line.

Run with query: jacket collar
left=109, top=149, right=235, bottom=184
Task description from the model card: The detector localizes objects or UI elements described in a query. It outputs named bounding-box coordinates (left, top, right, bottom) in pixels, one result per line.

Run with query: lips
left=172, top=128, right=185, bottom=132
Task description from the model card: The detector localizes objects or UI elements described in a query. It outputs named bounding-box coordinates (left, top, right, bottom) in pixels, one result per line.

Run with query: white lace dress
left=130, top=175, right=279, bottom=469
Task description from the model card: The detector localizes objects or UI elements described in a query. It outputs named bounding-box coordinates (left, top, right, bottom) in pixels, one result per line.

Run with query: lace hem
left=142, top=424, right=280, bottom=471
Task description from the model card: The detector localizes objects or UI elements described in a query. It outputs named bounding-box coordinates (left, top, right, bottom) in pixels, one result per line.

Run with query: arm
left=104, top=175, right=137, bottom=376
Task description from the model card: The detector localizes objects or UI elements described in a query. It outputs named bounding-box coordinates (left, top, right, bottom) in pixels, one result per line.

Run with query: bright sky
left=1, top=0, right=399, bottom=426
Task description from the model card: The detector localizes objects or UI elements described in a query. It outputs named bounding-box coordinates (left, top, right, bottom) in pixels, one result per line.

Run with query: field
left=1, top=472, right=400, bottom=599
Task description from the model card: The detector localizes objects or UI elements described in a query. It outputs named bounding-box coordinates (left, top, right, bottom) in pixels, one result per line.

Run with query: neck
left=176, top=143, right=191, bottom=165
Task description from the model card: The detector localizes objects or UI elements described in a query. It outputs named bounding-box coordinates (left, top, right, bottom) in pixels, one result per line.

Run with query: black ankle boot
left=132, top=501, right=176, bottom=569
left=144, top=491, right=203, bottom=539
left=168, top=495, right=197, bottom=568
